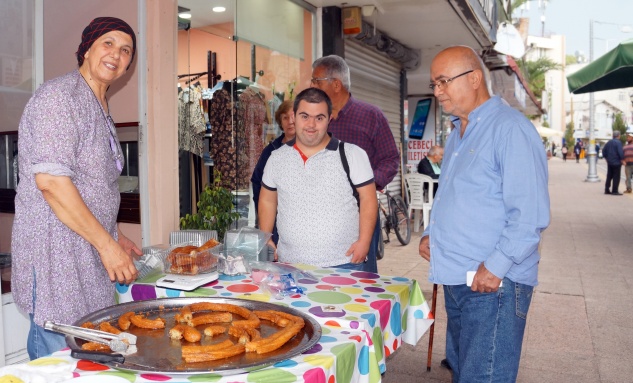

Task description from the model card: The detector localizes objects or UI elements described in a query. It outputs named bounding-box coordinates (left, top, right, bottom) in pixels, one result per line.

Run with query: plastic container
left=163, top=241, right=220, bottom=275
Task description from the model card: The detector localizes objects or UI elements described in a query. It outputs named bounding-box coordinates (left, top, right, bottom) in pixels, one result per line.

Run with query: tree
left=510, top=0, right=530, bottom=13
left=612, top=112, right=627, bottom=144
left=564, top=121, right=575, bottom=150
left=517, top=57, right=562, bottom=101
left=566, top=54, right=579, bottom=65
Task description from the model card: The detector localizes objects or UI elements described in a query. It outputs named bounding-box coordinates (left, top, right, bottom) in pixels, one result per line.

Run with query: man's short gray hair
left=312, top=55, right=351, bottom=91
left=428, top=145, right=443, bottom=156
left=614, top=131, right=621, bottom=138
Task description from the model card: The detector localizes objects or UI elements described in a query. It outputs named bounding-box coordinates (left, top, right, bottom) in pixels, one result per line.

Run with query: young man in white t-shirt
left=258, top=88, right=377, bottom=268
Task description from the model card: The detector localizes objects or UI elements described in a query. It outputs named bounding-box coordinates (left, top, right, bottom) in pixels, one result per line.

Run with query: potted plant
left=180, top=170, right=241, bottom=239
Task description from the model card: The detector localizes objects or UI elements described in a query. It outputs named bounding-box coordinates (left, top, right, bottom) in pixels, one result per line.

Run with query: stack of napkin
left=0, top=357, right=76, bottom=383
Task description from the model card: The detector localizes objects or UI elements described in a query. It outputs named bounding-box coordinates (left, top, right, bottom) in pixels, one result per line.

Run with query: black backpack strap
left=339, top=142, right=360, bottom=209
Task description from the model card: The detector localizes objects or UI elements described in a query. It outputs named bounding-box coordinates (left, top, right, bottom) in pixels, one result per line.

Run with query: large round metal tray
left=67, top=297, right=322, bottom=375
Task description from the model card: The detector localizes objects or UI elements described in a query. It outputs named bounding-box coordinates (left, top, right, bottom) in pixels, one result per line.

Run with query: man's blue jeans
left=443, top=278, right=533, bottom=383
left=360, top=211, right=380, bottom=273
left=331, top=261, right=365, bottom=271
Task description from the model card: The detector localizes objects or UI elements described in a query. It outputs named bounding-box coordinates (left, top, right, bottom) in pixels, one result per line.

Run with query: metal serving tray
left=67, top=297, right=321, bottom=375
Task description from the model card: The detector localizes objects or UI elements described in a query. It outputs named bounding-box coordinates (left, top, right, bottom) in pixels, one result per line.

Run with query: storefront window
left=177, top=0, right=314, bottom=228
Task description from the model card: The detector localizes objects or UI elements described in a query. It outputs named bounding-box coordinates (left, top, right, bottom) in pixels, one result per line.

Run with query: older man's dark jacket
left=417, top=156, right=440, bottom=179
left=602, top=138, right=624, bottom=166
left=417, top=156, right=439, bottom=196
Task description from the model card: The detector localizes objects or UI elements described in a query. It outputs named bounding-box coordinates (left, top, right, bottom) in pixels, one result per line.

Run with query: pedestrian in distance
left=574, top=141, right=582, bottom=163
left=419, top=45, right=550, bottom=382
left=602, top=131, right=625, bottom=195
left=561, top=145, right=568, bottom=162
left=310, top=55, right=399, bottom=273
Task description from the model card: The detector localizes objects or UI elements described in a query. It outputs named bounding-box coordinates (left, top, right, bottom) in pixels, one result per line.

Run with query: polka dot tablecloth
left=63, top=265, right=432, bottom=382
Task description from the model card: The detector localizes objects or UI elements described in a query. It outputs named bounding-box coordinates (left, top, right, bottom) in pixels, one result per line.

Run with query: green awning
left=567, top=39, right=633, bottom=94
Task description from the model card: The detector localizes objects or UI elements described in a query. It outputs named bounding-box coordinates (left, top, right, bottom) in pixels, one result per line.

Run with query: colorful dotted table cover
left=112, top=265, right=434, bottom=382
left=46, top=324, right=376, bottom=383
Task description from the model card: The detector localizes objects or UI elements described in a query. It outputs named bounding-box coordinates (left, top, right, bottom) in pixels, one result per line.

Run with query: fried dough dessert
left=167, top=238, right=220, bottom=275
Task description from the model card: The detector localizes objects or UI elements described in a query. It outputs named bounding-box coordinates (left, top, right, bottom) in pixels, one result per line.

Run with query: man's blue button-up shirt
left=424, top=96, right=550, bottom=286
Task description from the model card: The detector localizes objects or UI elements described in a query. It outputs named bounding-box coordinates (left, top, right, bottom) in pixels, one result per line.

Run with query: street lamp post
left=586, top=20, right=631, bottom=182
left=586, top=19, right=599, bottom=182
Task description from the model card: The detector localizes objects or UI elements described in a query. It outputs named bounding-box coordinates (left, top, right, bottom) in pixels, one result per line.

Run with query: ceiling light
left=178, top=6, right=191, bottom=19
left=213, top=6, right=226, bottom=13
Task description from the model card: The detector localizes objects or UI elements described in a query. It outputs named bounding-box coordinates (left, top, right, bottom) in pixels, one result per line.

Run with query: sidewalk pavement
left=379, top=156, right=633, bottom=383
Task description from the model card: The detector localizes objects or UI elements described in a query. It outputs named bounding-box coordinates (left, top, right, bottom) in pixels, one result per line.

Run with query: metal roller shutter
left=344, top=39, right=403, bottom=198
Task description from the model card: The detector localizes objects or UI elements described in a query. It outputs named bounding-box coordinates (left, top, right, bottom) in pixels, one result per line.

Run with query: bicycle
left=376, top=186, right=411, bottom=259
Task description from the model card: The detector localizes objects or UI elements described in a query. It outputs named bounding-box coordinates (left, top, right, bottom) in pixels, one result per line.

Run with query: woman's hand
left=99, top=237, right=139, bottom=285
left=118, top=229, right=142, bottom=260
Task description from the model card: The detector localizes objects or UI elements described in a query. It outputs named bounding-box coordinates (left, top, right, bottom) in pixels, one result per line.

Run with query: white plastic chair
left=419, top=174, right=435, bottom=230
left=404, top=173, right=435, bottom=232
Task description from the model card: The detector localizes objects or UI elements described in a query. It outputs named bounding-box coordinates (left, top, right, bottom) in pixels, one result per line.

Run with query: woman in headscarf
left=11, top=17, right=142, bottom=359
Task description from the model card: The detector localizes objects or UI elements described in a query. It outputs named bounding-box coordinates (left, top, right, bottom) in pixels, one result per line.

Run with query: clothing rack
left=178, top=72, right=207, bottom=85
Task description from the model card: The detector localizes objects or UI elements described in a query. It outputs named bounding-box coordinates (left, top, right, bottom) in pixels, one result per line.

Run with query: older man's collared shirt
left=423, top=96, right=550, bottom=286
left=328, top=95, right=399, bottom=190
left=430, top=161, right=441, bottom=175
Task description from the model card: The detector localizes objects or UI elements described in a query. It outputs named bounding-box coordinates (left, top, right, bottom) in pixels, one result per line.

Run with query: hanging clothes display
left=237, top=86, right=266, bottom=181
left=178, top=84, right=206, bottom=157
left=209, top=84, right=248, bottom=191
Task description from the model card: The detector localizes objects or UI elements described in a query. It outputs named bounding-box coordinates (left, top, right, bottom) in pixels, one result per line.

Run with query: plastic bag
left=257, top=272, right=305, bottom=300
left=223, top=227, right=272, bottom=262
left=211, top=244, right=251, bottom=276
left=135, top=244, right=170, bottom=280
left=250, top=261, right=318, bottom=283
left=250, top=262, right=317, bottom=299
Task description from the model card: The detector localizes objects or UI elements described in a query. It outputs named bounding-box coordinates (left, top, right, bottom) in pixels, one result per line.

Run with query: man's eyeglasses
left=429, top=70, right=474, bottom=91
left=311, top=77, right=335, bottom=85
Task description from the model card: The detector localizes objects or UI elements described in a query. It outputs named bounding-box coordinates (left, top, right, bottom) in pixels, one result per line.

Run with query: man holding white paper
left=418, top=46, right=550, bottom=382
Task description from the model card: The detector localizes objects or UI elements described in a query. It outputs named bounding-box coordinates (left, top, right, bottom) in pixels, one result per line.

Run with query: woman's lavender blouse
left=11, top=69, right=123, bottom=326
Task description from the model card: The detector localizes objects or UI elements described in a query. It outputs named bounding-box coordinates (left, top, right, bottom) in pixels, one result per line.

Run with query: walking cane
left=426, top=283, right=438, bottom=371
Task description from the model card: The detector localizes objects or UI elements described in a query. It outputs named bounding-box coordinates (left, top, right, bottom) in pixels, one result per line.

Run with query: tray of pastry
left=66, top=297, right=322, bottom=375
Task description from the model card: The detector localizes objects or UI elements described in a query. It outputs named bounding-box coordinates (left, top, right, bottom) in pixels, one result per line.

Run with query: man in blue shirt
left=419, top=46, right=550, bottom=382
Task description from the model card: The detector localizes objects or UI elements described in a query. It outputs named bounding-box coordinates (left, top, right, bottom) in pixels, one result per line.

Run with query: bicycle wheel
left=377, top=220, right=385, bottom=260
left=379, top=204, right=390, bottom=245
left=390, top=195, right=411, bottom=245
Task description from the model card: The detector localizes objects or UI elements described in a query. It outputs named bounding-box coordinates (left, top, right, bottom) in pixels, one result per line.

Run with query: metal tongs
left=44, top=320, right=137, bottom=353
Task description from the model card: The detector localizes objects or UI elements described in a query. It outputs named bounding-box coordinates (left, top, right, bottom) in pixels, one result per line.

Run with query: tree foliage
left=180, top=170, right=241, bottom=239
left=564, top=120, right=575, bottom=150
left=517, top=57, right=562, bottom=101
left=566, top=54, right=579, bottom=65
left=612, top=112, right=627, bottom=144
left=510, top=0, right=530, bottom=14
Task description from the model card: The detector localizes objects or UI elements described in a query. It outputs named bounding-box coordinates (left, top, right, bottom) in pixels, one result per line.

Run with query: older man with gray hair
left=602, top=130, right=625, bottom=195
left=417, top=145, right=443, bottom=196
left=311, top=55, right=400, bottom=271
